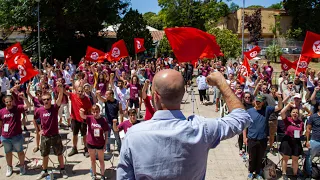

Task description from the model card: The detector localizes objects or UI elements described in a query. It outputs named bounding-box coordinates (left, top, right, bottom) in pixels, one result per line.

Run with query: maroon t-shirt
left=86, top=115, right=109, bottom=147
left=118, top=120, right=133, bottom=133
left=0, top=105, right=25, bottom=138
left=34, top=104, right=60, bottom=136
left=127, top=83, right=141, bottom=100
left=283, top=117, right=304, bottom=138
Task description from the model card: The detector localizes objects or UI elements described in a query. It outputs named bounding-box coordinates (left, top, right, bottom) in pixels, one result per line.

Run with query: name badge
left=135, top=94, right=138, bottom=98
left=294, top=130, right=300, bottom=138
left=4, top=124, right=9, bottom=132
left=94, top=129, right=100, bottom=137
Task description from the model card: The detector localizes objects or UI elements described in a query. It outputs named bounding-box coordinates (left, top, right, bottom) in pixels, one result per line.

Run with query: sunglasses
left=244, top=97, right=251, bottom=99
left=42, top=98, right=51, bottom=101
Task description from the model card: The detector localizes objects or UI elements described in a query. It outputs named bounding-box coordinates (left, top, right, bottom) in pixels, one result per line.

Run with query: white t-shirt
left=63, top=70, right=72, bottom=85
left=115, top=87, right=129, bottom=109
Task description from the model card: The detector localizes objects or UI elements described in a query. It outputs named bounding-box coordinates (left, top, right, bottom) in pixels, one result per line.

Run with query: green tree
left=158, top=0, right=229, bottom=31
left=247, top=5, right=264, bottom=9
left=117, top=9, right=153, bottom=56
left=229, top=2, right=240, bottom=13
left=283, top=0, right=320, bottom=40
left=268, top=2, right=283, bottom=9
left=157, top=35, right=173, bottom=57
left=0, top=0, right=128, bottom=61
left=143, top=12, right=164, bottom=30
left=285, top=28, right=303, bottom=39
left=244, top=8, right=262, bottom=43
left=266, top=43, right=282, bottom=62
left=208, top=28, right=241, bottom=62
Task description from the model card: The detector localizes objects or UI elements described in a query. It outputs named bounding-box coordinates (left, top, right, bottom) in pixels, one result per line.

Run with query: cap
left=288, top=81, right=294, bottom=84
left=255, top=94, right=266, bottom=102
left=84, top=83, right=91, bottom=87
left=293, top=93, right=301, bottom=99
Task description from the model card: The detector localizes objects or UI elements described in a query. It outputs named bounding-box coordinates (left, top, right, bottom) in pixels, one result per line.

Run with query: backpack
left=262, top=158, right=277, bottom=179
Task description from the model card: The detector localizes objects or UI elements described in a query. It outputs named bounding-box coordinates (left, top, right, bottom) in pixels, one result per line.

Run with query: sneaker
left=256, top=175, right=264, bottom=180
left=68, top=148, right=78, bottom=157
left=20, top=165, right=26, bottom=175
left=247, top=173, right=254, bottom=180
left=36, top=170, right=48, bottom=180
left=239, top=150, right=243, bottom=156
left=282, top=174, right=288, bottom=180
left=91, top=175, right=96, bottom=180
left=60, top=169, right=68, bottom=179
left=6, top=166, right=13, bottom=177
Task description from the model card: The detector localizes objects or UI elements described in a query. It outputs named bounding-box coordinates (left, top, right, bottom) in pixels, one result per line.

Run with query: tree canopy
left=268, top=2, right=283, bottom=9
left=0, top=0, right=128, bottom=61
left=283, top=0, right=320, bottom=40
left=142, top=12, right=164, bottom=30
left=158, top=0, right=229, bottom=31
left=117, top=9, right=153, bottom=56
left=244, top=8, right=262, bottom=44
left=247, top=5, right=264, bottom=9
left=208, top=28, right=241, bottom=62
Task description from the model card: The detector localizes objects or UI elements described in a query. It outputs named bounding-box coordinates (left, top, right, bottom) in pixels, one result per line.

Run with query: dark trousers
left=248, top=138, right=267, bottom=174
left=238, top=133, right=244, bottom=151
left=198, top=89, right=207, bottom=102
left=106, top=123, right=121, bottom=152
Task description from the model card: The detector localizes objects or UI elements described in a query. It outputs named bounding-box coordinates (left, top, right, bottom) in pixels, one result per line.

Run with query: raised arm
left=22, top=93, right=32, bottom=110
left=56, top=82, right=64, bottom=106
left=26, top=83, right=35, bottom=99
left=280, top=102, right=294, bottom=120
left=142, top=79, right=150, bottom=100
left=311, top=87, right=319, bottom=104
left=96, top=90, right=107, bottom=103
left=274, top=92, right=283, bottom=112
left=110, top=73, right=115, bottom=90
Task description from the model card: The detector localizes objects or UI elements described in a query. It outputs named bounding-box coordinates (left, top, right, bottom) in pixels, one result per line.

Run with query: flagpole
left=294, top=54, right=301, bottom=79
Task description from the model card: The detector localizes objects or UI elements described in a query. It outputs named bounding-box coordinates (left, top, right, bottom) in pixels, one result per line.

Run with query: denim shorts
left=1, top=134, right=24, bottom=154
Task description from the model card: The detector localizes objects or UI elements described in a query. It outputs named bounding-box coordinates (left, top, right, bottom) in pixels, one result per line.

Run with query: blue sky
left=130, top=0, right=282, bottom=14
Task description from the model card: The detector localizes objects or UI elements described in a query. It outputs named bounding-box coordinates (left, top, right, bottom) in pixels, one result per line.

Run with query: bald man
left=117, top=69, right=252, bottom=179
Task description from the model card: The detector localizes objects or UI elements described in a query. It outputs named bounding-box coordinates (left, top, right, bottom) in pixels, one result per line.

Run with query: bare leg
left=58, top=155, right=65, bottom=169
left=215, top=98, right=220, bottom=112
left=5, top=152, right=13, bottom=166
left=72, top=135, right=78, bottom=149
left=17, top=151, right=25, bottom=166
left=82, top=136, right=87, bottom=149
left=292, top=156, right=299, bottom=175
left=282, top=155, right=289, bottom=175
left=88, top=149, right=96, bottom=175
left=43, top=156, right=49, bottom=170
left=97, top=150, right=105, bottom=176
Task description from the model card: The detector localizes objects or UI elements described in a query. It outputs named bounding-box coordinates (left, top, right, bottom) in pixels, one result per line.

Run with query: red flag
left=6, top=54, right=31, bottom=70
left=243, top=46, right=261, bottom=60
left=301, top=31, right=320, bottom=58
left=164, top=27, right=221, bottom=62
left=199, top=34, right=222, bottom=59
left=292, top=55, right=312, bottom=74
left=134, top=38, right=146, bottom=54
left=16, top=56, right=38, bottom=84
left=238, top=57, right=251, bottom=84
left=4, top=42, right=23, bottom=65
left=109, top=40, right=129, bottom=61
left=85, top=46, right=105, bottom=62
left=279, top=56, right=294, bottom=71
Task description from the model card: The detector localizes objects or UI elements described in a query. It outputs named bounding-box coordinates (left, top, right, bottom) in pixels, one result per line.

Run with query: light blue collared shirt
left=117, top=108, right=252, bottom=180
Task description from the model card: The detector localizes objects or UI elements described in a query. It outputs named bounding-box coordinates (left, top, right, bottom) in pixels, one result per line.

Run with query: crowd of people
left=0, top=55, right=319, bottom=180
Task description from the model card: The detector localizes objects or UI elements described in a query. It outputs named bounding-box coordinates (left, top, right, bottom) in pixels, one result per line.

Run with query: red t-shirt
left=0, top=105, right=25, bottom=138
left=144, top=96, right=155, bottom=120
left=86, top=115, right=109, bottom=147
left=70, top=93, right=92, bottom=122
left=34, top=104, right=60, bottom=136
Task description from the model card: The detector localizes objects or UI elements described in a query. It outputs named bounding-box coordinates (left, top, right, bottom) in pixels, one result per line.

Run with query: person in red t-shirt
left=80, top=105, right=109, bottom=180
left=142, top=79, right=155, bottom=120
left=65, top=86, right=92, bottom=157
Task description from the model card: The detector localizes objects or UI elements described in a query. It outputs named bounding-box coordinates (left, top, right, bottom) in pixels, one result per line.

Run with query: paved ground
left=0, top=89, right=282, bottom=180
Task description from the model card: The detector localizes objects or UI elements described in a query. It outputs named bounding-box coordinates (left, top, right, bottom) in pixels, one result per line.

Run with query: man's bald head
left=152, top=69, right=185, bottom=110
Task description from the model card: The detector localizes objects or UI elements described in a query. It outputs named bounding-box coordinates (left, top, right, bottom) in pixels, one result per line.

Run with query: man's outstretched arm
left=206, top=72, right=252, bottom=147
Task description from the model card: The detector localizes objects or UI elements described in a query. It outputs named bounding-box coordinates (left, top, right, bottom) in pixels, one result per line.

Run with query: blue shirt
left=117, top=108, right=252, bottom=179
left=247, top=106, right=275, bottom=140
